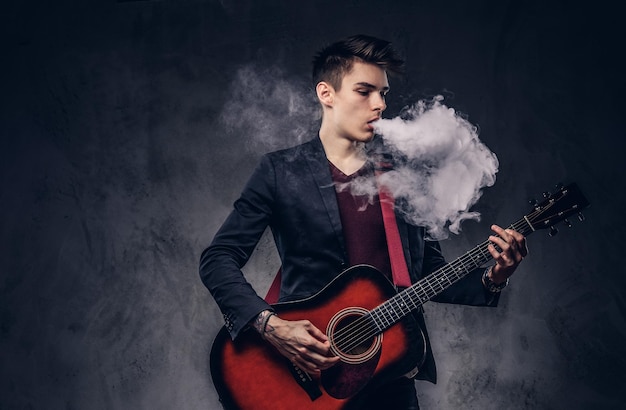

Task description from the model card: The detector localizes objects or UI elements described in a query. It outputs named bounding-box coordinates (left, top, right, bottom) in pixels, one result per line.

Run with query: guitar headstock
left=525, top=183, right=590, bottom=236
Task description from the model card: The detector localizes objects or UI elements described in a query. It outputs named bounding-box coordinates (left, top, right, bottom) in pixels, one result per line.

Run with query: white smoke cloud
left=219, top=65, right=318, bottom=152
left=373, top=96, right=499, bottom=239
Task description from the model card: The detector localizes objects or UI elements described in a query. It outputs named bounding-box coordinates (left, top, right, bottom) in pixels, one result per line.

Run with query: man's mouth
left=367, top=118, right=380, bottom=130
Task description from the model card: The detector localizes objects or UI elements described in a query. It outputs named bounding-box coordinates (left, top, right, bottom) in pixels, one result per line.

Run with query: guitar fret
left=379, top=306, right=391, bottom=327
left=406, top=287, right=422, bottom=308
left=454, top=263, right=467, bottom=277
left=424, top=278, right=437, bottom=297
left=397, top=295, right=410, bottom=315
left=382, top=303, right=393, bottom=323
left=415, top=281, right=428, bottom=301
left=389, top=297, right=403, bottom=319
left=424, top=277, right=436, bottom=296
left=478, top=245, right=490, bottom=262
left=402, top=290, right=413, bottom=310
left=380, top=308, right=391, bottom=328
left=468, top=251, right=480, bottom=267
left=369, top=309, right=384, bottom=332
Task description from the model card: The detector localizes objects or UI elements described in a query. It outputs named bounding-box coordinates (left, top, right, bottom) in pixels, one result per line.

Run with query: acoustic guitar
left=210, top=183, right=589, bottom=409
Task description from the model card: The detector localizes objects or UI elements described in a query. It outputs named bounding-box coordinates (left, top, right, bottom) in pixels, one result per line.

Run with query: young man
left=200, top=34, right=527, bottom=409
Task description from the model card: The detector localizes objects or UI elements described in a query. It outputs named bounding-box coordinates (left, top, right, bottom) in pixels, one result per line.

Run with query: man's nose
left=373, top=94, right=386, bottom=112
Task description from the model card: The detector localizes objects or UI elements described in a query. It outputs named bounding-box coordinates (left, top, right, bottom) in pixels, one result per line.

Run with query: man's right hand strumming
left=252, top=310, right=341, bottom=376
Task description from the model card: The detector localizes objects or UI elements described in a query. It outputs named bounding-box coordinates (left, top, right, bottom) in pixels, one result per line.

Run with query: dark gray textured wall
left=2, top=0, right=625, bottom=409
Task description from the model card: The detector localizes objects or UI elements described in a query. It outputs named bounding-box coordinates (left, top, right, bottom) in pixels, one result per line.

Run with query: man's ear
left=316, top=81, right=334, bottom=107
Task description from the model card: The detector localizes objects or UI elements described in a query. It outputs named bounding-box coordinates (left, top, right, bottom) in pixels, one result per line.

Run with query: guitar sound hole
left=335, top=315, right=373, bottom=355
left=327, top=307, right=382, bottom=364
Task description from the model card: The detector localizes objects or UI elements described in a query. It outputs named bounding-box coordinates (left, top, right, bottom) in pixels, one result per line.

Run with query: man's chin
left=356, top=132, right=375, bottom=143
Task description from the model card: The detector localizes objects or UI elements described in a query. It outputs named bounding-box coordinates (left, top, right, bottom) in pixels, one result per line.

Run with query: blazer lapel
left=303, top=138, right=347, bottom=259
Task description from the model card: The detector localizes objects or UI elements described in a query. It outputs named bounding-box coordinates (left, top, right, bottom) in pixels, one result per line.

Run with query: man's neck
left=319, top=127, right=367, bottom=176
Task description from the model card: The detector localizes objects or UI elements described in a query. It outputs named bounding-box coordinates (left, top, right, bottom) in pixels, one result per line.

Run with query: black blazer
left=199, top=136, right=498, bottom=383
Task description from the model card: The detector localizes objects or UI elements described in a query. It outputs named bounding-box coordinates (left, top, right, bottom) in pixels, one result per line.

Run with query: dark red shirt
left=329, top=161, right=392, bottom=279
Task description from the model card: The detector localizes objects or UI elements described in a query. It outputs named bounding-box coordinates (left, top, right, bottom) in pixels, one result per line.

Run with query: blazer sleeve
left=199, top=155, right=276, bottom=339
left=423, top=239, right=500, bottom=307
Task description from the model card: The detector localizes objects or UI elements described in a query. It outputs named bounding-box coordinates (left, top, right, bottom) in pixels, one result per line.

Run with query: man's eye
left=357, top=90, right=369, bottom=96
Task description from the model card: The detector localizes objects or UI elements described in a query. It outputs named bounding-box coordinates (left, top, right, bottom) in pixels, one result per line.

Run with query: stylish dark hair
left=312, top=34, right=404, bottom=90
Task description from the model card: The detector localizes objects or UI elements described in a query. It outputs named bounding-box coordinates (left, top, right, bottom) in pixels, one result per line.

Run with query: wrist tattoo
left=252, top=310, right=270, bottom=333
left=253, top=310, right=276, bottom=337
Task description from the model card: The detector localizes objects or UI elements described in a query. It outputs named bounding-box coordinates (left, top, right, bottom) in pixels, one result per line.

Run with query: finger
left=491, top=224, right=510, bottom=241
left=493, top=225, right=524, bottom=250
left=509, top=231, right=529, bottom=258
left=489, top=225, right=512, bottom=246
left=305, top=322, right=330, bottom=343
left=519, top=240, right=528, bottom=257
left=301, top=338, right=337, bottom=361
left=487, top=243, right=507, bottom=266
left=292, top=355, right=321, bottom=374
left=488, top=241, right=519, bottom=271
left=293, top=349, right=339, bottom=374
left=504, top=228, right=524, bottom=242
left=490, top=226, right=524, bottom=258
left=497, top=226, right=527, bottom=247
left=505, top=229, right=528, bottom=250
left=488, top=235, right=511, bottom=257
left=297, top=325, right=341, bottom=366
left=299, top=348, right=340, bottom=368
left=501, top=230, right=528, bottom=260
left=299, top=322, right=339, bottom=356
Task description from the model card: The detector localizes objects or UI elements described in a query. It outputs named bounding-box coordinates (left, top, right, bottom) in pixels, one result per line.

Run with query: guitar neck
left=368, top=216, right=535, bottom=332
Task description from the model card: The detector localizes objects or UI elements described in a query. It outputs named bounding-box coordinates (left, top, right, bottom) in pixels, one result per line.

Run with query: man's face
left=328, top=61, right=389, bottom=143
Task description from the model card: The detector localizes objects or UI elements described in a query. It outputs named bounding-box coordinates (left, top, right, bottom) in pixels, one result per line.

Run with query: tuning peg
left=549, top=226, right=559, bottom=237
left=577, top=212, right=585, bottom=222
left=529, top=198, right=539, bottom=208
left=543, top=191, right=551, bottom=198
left=564, top=219, right=572, bottom=228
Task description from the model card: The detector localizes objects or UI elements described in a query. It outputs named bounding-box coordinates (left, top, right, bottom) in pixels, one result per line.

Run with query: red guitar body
left=210, top=265, right=426, bottom=410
